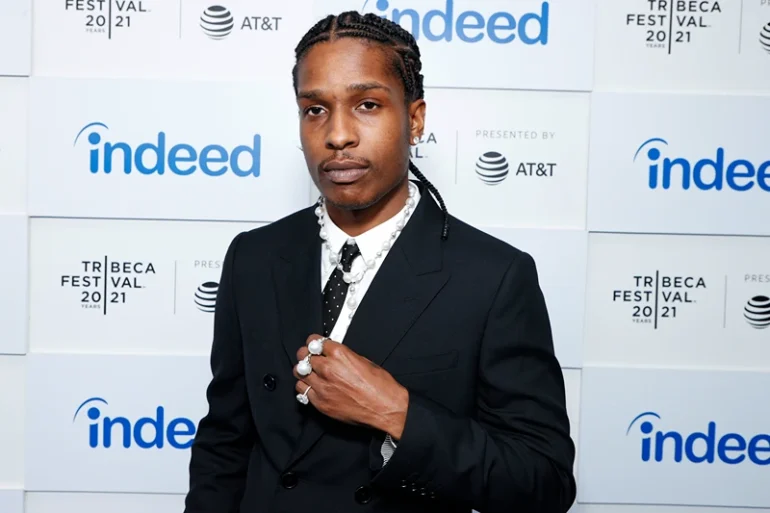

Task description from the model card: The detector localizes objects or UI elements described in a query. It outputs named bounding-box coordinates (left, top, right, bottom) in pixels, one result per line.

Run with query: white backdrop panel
left=585, top=233, right=770, bottom=368
left=0, top=490, right=23, bottom=513
left=0, top=215, right=28, bottom=355
left=26, top=492, right=184, bottom=513
left=0, top=357, right=25, bottom=488
left=404, top=88, right=589, bottom=230
left=32, top=0, right=317, bottom=82
left=594, top=0, right=770, bottom=92
left=25, top=353, right=211, bottom=493
left=587, top=92, right=770, bottom=236
left=315, top=0, right=595, bottom=91
left=481, top=227, right=586, bottom=368
left=0, top=78, right=29, bottom=213
left=0, top=0, right=31, bottom=76
left=578, top=366, right=770, bottom=508
left=29, top=218, right=262, bottom=354
left=27, top=77, right=311, bottom=221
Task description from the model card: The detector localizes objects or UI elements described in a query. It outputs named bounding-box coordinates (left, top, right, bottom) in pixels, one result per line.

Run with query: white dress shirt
left=319, top=182, right=421, bottom=466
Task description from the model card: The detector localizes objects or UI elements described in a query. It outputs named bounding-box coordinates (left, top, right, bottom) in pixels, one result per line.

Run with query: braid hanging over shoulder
left=292, top=11, right=449, bottom=241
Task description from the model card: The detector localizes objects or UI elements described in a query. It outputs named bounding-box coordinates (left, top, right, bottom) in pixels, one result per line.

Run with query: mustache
left=318, top=152, right=371, bottom=172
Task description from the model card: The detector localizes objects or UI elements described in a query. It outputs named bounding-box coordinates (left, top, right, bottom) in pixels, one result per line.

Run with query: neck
left=325, top=178, right=411, bottom=237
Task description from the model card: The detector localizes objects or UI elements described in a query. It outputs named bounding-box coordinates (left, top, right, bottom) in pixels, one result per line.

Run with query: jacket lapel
left=285, top=182, right=451, bottom=468
left=274, top=212, right=323, bottom=368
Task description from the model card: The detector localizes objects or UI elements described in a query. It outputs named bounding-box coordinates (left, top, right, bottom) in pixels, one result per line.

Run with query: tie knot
left=339, top=241, right=360, bottom=272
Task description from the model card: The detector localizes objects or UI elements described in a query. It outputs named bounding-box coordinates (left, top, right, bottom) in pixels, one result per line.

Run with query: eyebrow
left=297, top=82, right=392, bottom=100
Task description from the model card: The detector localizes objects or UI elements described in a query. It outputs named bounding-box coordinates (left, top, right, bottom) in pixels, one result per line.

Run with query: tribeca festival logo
left=633, top=138, right=770, bottom=192
left=60, top=257, right=157, bottom=314
left=362, top=0, right=549, bottom=44
left=626, top=411, right=770, bottom=465
left=760, top=22, right=770, bottom=54
left=410, top=132, right=437, bottom=160
left=198, top=4, right=282, bottom=40
left=73, top=397, right=196, bottom=449
left=624, top=1, right=724, bottom=53
left=64, top=0, right=151, bottom=38
left=73, top=122, right=261, bottom=177
left=473, top=129, right=557, bottom=185
left=612, top=271, right=707, bottom=329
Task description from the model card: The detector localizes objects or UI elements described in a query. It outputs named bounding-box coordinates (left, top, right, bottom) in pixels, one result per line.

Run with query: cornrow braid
left=292, top=11, right=449, bottom=241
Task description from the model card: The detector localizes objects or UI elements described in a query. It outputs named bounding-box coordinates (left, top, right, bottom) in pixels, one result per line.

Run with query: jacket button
left=281, top=471, right=298, bottom=489
left=354, top=485, right=372, bottom=504
left=263, top=374, right=277, bottom=391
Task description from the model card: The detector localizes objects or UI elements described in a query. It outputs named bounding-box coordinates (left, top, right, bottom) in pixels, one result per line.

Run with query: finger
left=295, top=379, right=319, bottom=404
left=306, top=333, right=325, bottom=346
left=296, top=345, right=310, bottom=361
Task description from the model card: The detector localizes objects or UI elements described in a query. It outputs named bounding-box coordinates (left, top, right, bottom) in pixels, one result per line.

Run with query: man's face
left=295, top=37, right=424, bottom=210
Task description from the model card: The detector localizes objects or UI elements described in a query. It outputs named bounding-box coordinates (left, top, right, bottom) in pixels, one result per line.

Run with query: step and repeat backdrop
left=1, top=0, right=770, bottom=512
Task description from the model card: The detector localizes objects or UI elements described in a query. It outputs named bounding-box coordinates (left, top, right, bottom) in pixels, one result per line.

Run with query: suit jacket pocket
left=386, top=350, right=459, bottom=376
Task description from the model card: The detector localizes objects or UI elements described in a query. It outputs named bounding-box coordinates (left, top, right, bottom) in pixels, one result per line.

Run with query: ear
left=408, top=99, right=426, bottom=145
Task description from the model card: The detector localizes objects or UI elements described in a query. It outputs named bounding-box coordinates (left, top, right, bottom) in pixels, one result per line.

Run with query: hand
left=293, top=334, right=409, bottom=440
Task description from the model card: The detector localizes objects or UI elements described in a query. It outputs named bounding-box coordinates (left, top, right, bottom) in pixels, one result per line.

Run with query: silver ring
left=296, top=384, right=312, bottom=405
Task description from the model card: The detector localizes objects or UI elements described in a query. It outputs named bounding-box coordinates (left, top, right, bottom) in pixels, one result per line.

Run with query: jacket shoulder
left=226, top=205, right=317, bottom=262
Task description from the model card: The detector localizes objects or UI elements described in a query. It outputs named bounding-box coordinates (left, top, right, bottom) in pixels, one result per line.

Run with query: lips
left=323, top=160, right=369, bottom=184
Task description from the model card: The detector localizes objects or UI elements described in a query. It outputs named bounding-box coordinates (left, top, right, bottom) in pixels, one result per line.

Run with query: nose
left=325, top=109, right=358, bottom=151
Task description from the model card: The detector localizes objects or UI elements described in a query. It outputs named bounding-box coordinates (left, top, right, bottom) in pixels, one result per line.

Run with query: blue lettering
left=74, top=124, right=261, bottom=178
left=633, top=138, right=769, bottom=192
left=748, top=435, right=770, bottom=465
left=73, top=398, right=196, bottom=450
left=369, top=0, right=549, bottom=44
left=169, top=144, right=197, bottom=175
left=627, top=412, right=769, bottom=465
left=167, top=418, right=196, bottom=449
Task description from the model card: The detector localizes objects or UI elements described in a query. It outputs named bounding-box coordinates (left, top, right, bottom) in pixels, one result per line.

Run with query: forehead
left=296, top=37, right=401, bottom=95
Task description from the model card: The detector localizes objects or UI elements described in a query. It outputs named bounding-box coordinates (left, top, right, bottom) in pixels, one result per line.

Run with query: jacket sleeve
left=371, top=251, right=576, bottom=513
left=184, top=232, right=258, bottom=513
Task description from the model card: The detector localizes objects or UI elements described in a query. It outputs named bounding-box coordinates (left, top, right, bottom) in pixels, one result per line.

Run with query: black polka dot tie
left=322, top=241, right=361, bottom=337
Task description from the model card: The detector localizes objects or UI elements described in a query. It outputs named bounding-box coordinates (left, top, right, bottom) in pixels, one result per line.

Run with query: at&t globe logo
left=744, top=295, right=770, bottom=329
left=760, top=22, right=770, bottom=54
left=74, top=122, right=261, bottom=177
left=475, top=151, right=509, bottom=185
left=200, top=5, right=235, bottom=40
left=626, top=412, right=770, bottom=465
left=362, top=0, right=549, bottom=44
left=73, top=397, right=197, bottom=449
left=195, top=282, right=218, bottom=313
left=633, top=138, right=770, bottom=192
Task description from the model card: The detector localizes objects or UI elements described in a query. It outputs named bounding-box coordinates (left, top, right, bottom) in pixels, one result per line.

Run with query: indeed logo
left=633, top=138, right=770, bottom=192
left=362, top=0, right=549, bottom=44
left=74, top=122, right=261, bottom=177
left=73, top=397, right=197, bottom=449
left=626, top=412, right=770, bottom=465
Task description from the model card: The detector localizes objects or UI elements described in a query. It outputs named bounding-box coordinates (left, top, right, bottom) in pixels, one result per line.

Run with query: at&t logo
left=362, top=0, right=549, bottom=44
left=74, top=122, right=261, bottom=177
left=634, top=138, right=770, bottom=192
left=73, top=397, right=197, bottom=449
left=627, top=412, right=770, bottom=465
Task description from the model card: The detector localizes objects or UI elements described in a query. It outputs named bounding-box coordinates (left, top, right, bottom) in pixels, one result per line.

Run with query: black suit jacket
left=184, top=180, right=576, bottom=513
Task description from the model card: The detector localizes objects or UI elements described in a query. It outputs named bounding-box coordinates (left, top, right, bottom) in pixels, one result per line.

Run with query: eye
left=304, top=106, right=325, bottom=117
left=358, top=101, right=380, bottom=111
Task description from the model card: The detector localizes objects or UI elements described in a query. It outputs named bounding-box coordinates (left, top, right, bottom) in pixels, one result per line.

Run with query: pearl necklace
left=315, top=181, right=417, bottom=321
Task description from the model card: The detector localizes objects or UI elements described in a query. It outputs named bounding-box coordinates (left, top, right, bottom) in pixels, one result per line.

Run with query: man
left=184, top=10, right=576, bottom=513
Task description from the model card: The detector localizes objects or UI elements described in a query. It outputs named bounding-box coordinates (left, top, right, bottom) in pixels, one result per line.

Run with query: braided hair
left=292, top=11, right=450, bottom=240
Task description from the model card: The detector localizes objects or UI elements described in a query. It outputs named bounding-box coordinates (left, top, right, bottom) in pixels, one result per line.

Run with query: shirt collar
left=323, top=184, right=421, bottom=264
